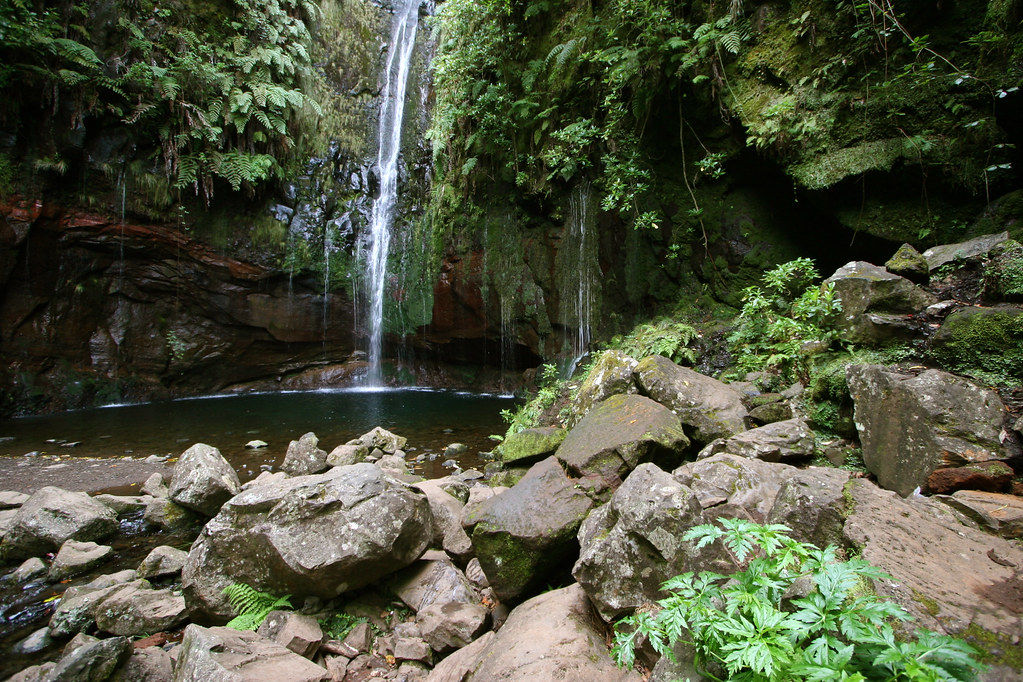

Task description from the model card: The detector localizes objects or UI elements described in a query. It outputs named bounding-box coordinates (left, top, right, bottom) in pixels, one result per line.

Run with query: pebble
left=245, top=440, right=269, bottom=449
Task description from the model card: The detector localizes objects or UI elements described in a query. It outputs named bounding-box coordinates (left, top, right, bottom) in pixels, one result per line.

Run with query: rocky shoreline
left=0, top=232, right=1021, bottom=681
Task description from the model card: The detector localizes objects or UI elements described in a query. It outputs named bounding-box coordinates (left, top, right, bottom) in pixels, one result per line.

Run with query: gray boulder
left=281, top=432, right=329, bottom=476
left=10, top=557, right=46, bottom=582
left=137, top=545, right=189, bottom=580
left=174, top=624, right=330, bottom=681
left=110, top=647, right=174, bottom=682
left=573, top=463, right=705, bottom=621
left=673, top=453, right=797, bottom=521
left=169, top=443, right=241, bottom=517
left=555, top=393, right=689, bottom=489
left=767, top=467, right=852, bottom=547
left=424, top=584, right=641, bottom=681
left=923, top=230, right=1010, bottom=271
left=143, top=497, right=201, bottom=530
left=885, top=243, right=929, bottom=281
left=326, top=442, right=370, bottom=468
left=496, top=427, right=566, bottom=466
left=415, top=601, right=488, bottom=653
left=6, top=663, right=55, bottom=682
left=92, top=580, right=188, bottom=636
left=1, top=487, right=117, bottom=561
left=48, top=540, right=113, bottom=581
left=697, top=418, right=815, bottom=463
left=48, top=636, right=132, bottom=682
left=413, top=480, right=472, bottom=559
left=471, top=457, right=593, bottom=601
left=0, top=491, right=29, bottom=509
left=49, top=571, right=138, bottom=638
left=824, top=261, right=937, bottom=343
left=182, top=463, right=432, bottom=620
left=141, top=473, right=168, bottom=498
left=847, top=365, right=1007, bottom=496
left=93, top=494, right=150, bottom=515
left=257, top=610, right=324, bottom=658
left=634, top=355, right=747, bottom=444
left=391, top=556, right=479, bottom=613
left=356, top=426, right=407, bottom=454
left=567, top=350, right=639, bottom=426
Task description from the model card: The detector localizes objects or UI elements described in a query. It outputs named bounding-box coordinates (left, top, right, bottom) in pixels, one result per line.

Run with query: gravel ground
left=0, top=454, right=173, bottom=495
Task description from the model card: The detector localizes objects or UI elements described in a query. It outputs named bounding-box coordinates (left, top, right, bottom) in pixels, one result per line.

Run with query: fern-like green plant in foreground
left=223, top=583, right=293, bottom=631
left=612, top=519, right=984, bottom=681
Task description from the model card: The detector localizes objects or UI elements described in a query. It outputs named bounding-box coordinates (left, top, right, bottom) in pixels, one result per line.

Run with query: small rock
left=326, top=443, right=369, bottom=468
left=885, top=243, right=929, bottom=281
left=282, top=432, right=329, bottom=476
left=441, top=459, right=458, bottom=469
left=0, top=491, right=29, bottom=509
left=48, top=540, right=113, bottom=581
left=340, top=622, right=373, bottom=655
left=13, top=627, right=52, bottom=655
left=926, top=300, right=958, bottom=318
left=393, top=636, right=432, bottom=664
left=496, top=427, right=567, bottom=466
left=356, top=427, right=407, bottom=454
left=141, top=473, right=168, bottom=498
left=175, top=625, right=331, bottom=680
left=137, top=545, right=189, bottom=580
left=416, top=601, right=488, bottom=652
left=245, top=440, right=269, bottom=449
left=443, top=443, right=467, bottom=458
left=922, top=230, right=1010, bottom=271
left=257, top=610, right=324, bottom=659
left=93, top=494, right=149, bottom=515
left=10, top=557, right=46, bottom=582
left=110, top=646, right=174, bottom=682
left=698, top=418, right=815, bottom=463
left=747, top=401, right=793, bottom=425
left=92, top=580, right=189, bottom=636
left=143, top=496, right=201, bottom=530
left=5, top=663, right=55, bottom=682
left=464, top=557, right=489, bottom=588
left=63, top=632, right=99, bottom=656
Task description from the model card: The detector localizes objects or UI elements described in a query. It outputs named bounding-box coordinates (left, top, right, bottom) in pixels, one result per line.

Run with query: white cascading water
left=564, top=182, right=598, bottom=375
left=364, top=0, right=421, bottom=386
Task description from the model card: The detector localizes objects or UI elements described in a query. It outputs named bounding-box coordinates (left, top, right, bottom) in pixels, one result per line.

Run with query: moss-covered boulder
left=496, top=427, right=566, bottom=466
left=633, top=355, right=747, bottom=445
left=983, top=239, right=1023, bottom=302
left=846, top=365, right=1007, bottom=497
left=824, top=261, right=937, bottom=344
left=928, top=305, right=1023, bottom=384
left=555, top=393, right=689, bottom=490
left=884, top=243, right=929, bottom=282
left=471, top=457, right=593, bottom=602
left=566, top=350, right=638, bottom=426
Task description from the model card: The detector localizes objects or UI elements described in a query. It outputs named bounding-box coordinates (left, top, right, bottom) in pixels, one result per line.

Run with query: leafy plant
left=606, top=318, right=701, bottom=365
left=319, top=611, right=367, bottom=640
left=223, top=583, right=293, bottom=631
left=612, top=519, right=984, bottom=681
left=728, top=258, right=842, bottom=383
left=501, top=363, right=564, bottom=437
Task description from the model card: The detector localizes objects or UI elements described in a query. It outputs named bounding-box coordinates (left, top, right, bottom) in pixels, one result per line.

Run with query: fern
left=223, top=583, right=293, bottom=631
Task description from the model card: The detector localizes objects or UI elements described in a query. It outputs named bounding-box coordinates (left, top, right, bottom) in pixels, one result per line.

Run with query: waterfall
left=364, top=0, right=422, bottom=386
left=561, top=182, right=599, bottom=375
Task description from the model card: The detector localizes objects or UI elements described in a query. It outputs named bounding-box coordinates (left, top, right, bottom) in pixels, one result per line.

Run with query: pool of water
left=0, top=388, right=515, bottom=481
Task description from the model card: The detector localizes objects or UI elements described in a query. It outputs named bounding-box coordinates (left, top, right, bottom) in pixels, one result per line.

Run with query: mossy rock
left=885, top=243, right=929, bottom=282
left=983, top=239, right=1023, bottom=302
left=496, top=427, right=567, bottom=466
left=928, top=305, right=1023, bottom=385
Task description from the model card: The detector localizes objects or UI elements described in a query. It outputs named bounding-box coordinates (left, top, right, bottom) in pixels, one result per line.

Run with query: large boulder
left=169, top=443, right=241, bottom=517
left=673, top=454, right=797, bottom=522
left=390, top=556, right=479, bottom=614
left=137, top=545, right=189, bottom=580
left=413, top=480, right=472, bottom=560
left=1, top=487, right=117, bottom=561
left=425, top=584, right=641, bottom=681
left=355, top=426, right=407, bottom=454
left=634, top=355, right=747, bottom=445
left=257, top=611, right=324, bottom=659
left=555, top=394, right=689, bottom=489
left=922, top=230, right=1010, bottom=271
left=471, top=457, right=593, bottom=601
left=824, top=261, right=936, bottom=343
left=174, top=624, right=330, bottom=681
left=847, top=365, right=1007, bottom=496
left=567, top=350, right=639, bottom=426
left=939, top=490, right=1023, bottom=539
left=885, top=243, right=929, bottom=281
left=496, top=427, right=566, bottom=466
left=929, top=305, right=1023, bottom=384
left=573, top=463, right=705, bottom=621
left=47, top=636, right=132, bottom=682
left=843, top=478, right=1023, bottom=642
left=766, top=467, right=852, bottom=548
left=416, top=601, right=489, bottom=653
left=697, top=418, right=815, bottom=463
left=182, top=463, right=432, bottom=620
left=280, top=432, right=329, bottom=477
left=49, top=571, right=139, bottom=638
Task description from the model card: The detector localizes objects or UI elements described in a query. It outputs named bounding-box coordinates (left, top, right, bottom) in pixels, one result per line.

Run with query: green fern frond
left=222, top=582, right=293, bottom=631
